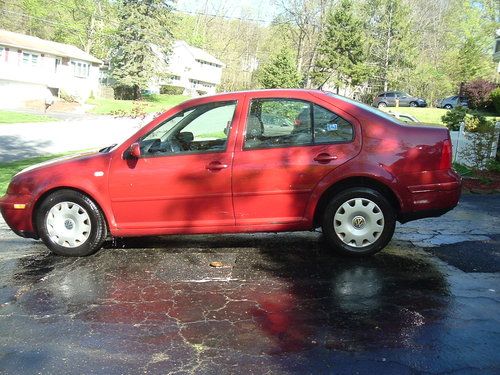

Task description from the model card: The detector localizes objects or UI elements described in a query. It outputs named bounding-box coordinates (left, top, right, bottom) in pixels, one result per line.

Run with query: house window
left=196, top=59, right=221, bottom=68
left=71, top=61, right=90, bottom=78
left=55, top=58, right=61, bottom=73
left=22, top=52, right=39, bottom=66
left=0, top=47, right=4, bottom=62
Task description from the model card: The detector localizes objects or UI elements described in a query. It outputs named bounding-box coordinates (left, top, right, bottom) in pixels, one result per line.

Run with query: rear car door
left=231, top=92, right=361, bottom=227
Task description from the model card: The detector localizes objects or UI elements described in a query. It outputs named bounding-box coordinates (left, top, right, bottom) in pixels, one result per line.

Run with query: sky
left=175, top=0, right=278, bottom=24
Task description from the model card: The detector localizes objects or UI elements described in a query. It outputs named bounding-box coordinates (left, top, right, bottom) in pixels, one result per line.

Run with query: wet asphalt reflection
left=0, top=232, right=499, bottom=374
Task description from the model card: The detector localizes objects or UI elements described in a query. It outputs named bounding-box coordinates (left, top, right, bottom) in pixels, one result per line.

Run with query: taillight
left=439, top=139, right=452, bottom=170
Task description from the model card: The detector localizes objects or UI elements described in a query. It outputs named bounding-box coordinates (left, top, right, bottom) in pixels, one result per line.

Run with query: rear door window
left=244, top=98, right=353, bottom=149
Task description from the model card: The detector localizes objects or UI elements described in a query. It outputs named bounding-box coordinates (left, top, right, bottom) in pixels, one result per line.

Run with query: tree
left=0, top=0, right=115, bottom=60
left=110, top=0, right=174, bottom=99
left=364, top=0, right=415, bottom=92
left=443, top=0, right=496, bottom=87
left=313, top=0, right=368, bottom=93
left=257, top=47, right=302, bottom=89
left=274, top=0, right=330, bottom=88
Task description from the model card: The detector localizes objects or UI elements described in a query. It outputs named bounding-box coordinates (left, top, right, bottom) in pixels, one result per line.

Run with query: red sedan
left=0, top=90, right=461, bottom=256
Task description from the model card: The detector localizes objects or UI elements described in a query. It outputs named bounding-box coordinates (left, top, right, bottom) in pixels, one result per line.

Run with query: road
left=0, top=116, right=153, bottom=163
left=0, top=194, right=499, bottom=374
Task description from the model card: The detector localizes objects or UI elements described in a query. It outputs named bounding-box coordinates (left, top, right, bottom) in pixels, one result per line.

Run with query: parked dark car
left=372, top=91, right=427, bottom=108
left=436, top=95, right=468, bottom=109
left=1, top=89, right=461, bottom=257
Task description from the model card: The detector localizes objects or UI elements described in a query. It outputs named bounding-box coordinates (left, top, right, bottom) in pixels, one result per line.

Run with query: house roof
left=0, top=29, right=102, bottom=64
left=175, top=40, right=225, bottom=67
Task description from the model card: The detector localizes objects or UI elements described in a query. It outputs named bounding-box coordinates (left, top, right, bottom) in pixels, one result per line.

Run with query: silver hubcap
left=334, top=198, right=384, bottom=248
left=46, top=202, right=91, bottom=248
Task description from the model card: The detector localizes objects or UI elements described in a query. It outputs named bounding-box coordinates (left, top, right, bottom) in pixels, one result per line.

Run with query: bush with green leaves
left=462, top=115, right=498, bottom=169
left=490, top=88, right=500, bottom=114
left=160, top=85, right=184, bottom=95
left=441, top=106, right=467, bottom=131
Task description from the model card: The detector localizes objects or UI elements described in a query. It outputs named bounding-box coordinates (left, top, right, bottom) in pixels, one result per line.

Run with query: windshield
left=324, top=92, right=403, bottom=125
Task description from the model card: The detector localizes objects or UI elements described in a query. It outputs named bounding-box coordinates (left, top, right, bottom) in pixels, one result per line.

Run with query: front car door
left=231, top=92, right=361, bottom=228
left=397, top=92, right=411, bottom=107
left=108, top=97, right=241, bottom=232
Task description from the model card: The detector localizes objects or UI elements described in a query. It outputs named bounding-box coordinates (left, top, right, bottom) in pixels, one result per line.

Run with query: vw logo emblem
left=352, top=216, right=366, bottom=229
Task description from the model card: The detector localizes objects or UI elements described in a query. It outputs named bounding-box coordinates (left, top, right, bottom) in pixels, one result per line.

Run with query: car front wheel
left=444, top=104, right=452, bottom=109
left=377, top=102, right=387, bottom=108
left=322, top=188, right=396, bottom=256
left=36, top=190, right=107, bottom=256
left=409, top=101, right=418, bottom=107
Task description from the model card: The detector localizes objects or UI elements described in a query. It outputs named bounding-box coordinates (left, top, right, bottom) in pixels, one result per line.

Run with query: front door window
left=140, top=101, right=236, bottom=156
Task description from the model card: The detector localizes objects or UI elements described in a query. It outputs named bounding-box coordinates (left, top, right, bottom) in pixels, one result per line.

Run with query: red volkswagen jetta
left=0, top=90, right=461, bottom=256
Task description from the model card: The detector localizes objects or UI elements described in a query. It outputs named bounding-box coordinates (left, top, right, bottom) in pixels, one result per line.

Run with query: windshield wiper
left=99, top=144, right=117, bottom=153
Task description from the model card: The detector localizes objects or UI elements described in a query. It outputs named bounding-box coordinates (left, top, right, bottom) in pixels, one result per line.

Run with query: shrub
left=486, top=159, right=500, bottom=173
left=462, top=115, right=497, bottom=169
left=59, top=89, right=79, bottom=103
left=462, top=79, right=497, bottom=110
left=490, top=87, right=500, bottom=114
left=113, top=85, right=136, bottom=100
left=441, top=106, right=467, bottom=131
left=160, top=85, right=184, bottom=95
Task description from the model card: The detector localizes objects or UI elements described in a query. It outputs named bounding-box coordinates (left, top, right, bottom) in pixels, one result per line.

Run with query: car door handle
left=206, top=161, right=228, bottom=171
left=314, top=153, right=338, bottom=163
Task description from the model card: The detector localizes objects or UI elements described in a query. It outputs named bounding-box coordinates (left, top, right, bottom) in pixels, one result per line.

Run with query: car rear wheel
left=36, top=190, right=107, bottom=256
left=377, top=102, right=387, bottom=108
left=322, top=188, right=396, bottom=256
left=409, top=101, right=418, bottom=107
left=444, top=104, right=452, bottom=109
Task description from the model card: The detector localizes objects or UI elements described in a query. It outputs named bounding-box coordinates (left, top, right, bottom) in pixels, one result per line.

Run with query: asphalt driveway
left=0, top=194, right=499, bottom=374
left=0, top=116, right=151, bottom=163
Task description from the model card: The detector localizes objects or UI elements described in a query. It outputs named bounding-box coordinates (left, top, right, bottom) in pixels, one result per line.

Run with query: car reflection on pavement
left=4, top=233, right=450, bottom=369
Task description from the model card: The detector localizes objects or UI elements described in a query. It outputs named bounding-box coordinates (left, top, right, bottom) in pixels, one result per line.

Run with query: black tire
left=377, top=102, right=387, bottom=108
left=36, top=190, right=107, bottom=256
left=321, top=187, right=396, bottom=256
left=409, top=101, right=418, bottom=107
left=444, top=104, right=453, bottom=110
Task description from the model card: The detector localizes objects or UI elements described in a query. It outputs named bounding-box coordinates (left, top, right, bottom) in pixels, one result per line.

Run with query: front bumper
left=0, top=194, right=38, bottom=239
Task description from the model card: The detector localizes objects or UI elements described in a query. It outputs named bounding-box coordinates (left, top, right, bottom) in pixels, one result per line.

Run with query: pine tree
left=313, top=0, right=368, bottom=92
left=258, top=47, right=302, bottom=89
left=110, top=0, right=174, bottom=99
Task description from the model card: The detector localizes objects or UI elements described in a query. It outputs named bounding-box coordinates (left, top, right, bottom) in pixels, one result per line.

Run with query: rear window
left=324, top=92, right=403, bottom=125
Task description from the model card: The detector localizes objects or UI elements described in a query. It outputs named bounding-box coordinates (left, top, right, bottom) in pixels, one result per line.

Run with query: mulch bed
left=462, top=170, right=500, bottom=194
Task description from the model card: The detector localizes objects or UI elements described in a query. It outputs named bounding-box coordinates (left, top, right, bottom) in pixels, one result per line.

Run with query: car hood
left=15, top=151, right=104, bottom=177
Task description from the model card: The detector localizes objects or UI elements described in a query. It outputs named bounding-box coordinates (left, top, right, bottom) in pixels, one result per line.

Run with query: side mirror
left=128, top=142, right=141, bottom=158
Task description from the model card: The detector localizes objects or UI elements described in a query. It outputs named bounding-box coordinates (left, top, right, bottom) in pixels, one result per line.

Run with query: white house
left=149, top=40, right=225, bottom=96
left=0, top=29, right=102, bottom=107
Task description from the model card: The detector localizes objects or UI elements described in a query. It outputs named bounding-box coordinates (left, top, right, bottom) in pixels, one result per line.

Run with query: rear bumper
left=0, top=194, right=38, bottom=239
left=398, top=171, right=462, bottom=223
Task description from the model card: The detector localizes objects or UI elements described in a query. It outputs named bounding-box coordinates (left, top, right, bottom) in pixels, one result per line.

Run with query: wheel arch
left=312, top=176, right=402, bottom=228
left=32, top=186, right=111, bottom=237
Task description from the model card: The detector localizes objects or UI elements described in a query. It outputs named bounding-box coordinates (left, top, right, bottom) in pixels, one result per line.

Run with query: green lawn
left=381, top=107, right=499, bottom=125
left=0, top=154, right=70, bottom=195
left=87, top=94, right=189, bottom=115
left=0, top=110, right=58, bottom=124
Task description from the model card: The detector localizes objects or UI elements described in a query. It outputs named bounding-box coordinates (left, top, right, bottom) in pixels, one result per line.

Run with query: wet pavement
left=0, top=195, right=499, bottom=374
